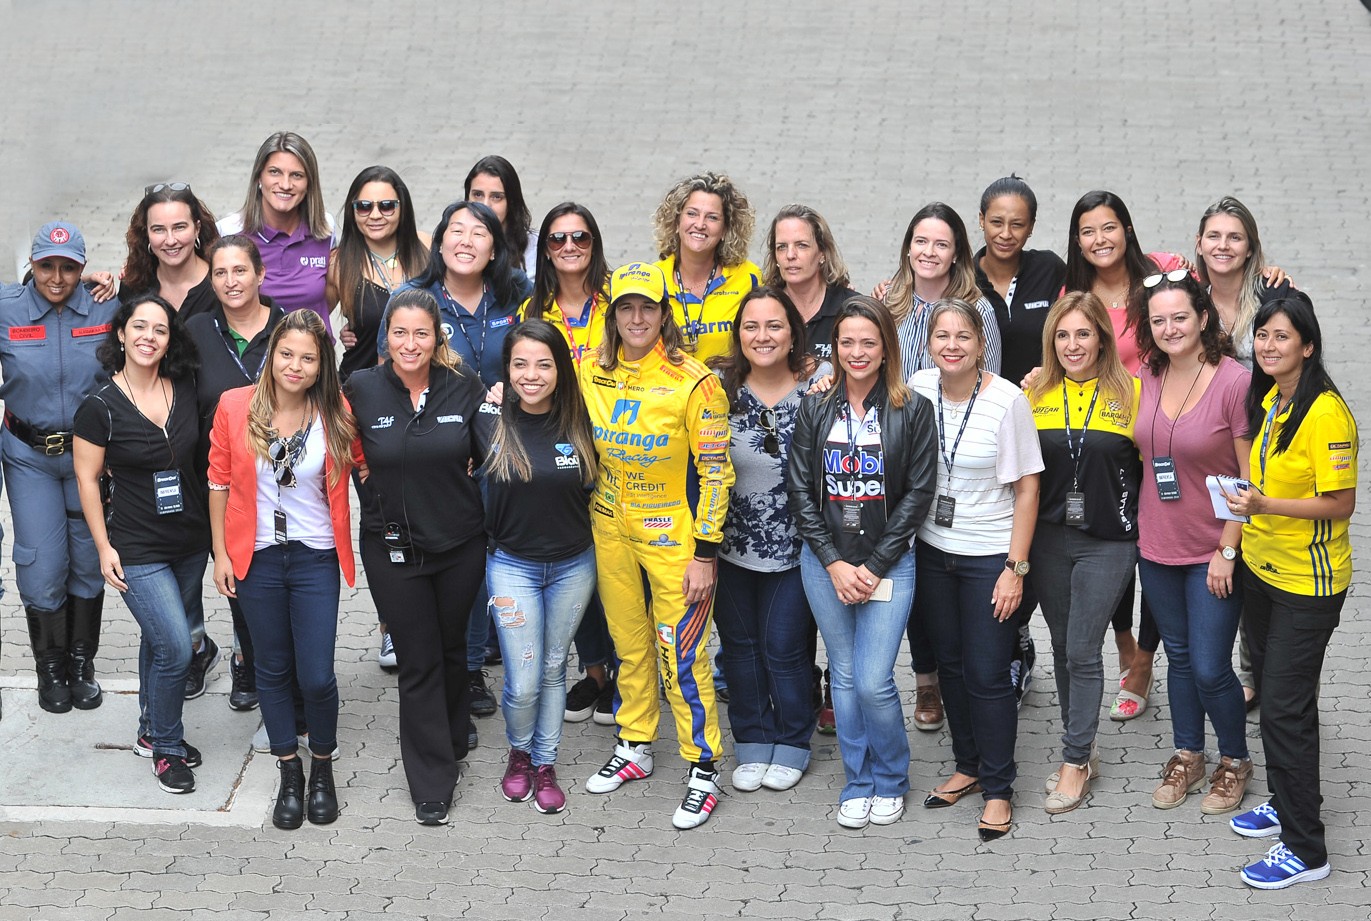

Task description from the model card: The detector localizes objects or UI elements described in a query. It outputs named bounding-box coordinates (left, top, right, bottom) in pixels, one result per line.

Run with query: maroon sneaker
left=532, top=764, right=566, bottom=814
left=501, top=749, right=534, bottom=802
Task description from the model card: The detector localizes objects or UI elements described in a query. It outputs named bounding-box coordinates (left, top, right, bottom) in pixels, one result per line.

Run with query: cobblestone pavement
left=0, top=2, right=1369, bottom=919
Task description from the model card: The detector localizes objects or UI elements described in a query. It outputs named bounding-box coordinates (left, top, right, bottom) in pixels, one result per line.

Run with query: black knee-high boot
left=26, top=606, right=72, bottom=713
left=67, top=593, right=104, bottom=710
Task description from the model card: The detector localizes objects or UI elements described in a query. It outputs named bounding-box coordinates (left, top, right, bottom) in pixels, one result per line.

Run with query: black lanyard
left=441, top=281, right=491, bottom=370
left=1062, top=380, right=1102, bottom=491
left=1148, top=362, right=1206, bottom=459
left=936, top=371, right=982, bottom=491
left=213, top=317, right=269, bottom=382
left=843, top=400, right=871, bottom=464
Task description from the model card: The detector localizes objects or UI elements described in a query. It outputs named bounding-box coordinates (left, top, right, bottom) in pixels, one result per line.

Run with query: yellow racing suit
left=581, top=340, right=734, bottom=763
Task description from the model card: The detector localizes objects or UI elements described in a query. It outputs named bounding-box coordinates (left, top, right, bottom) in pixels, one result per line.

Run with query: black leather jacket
left=787, top=382, right=937, bottom=578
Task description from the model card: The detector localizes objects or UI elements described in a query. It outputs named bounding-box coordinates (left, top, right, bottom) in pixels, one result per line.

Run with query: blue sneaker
left=1240, top=843, right=1330, bottom=889
left=1230, top=801, right=1281, bottom=838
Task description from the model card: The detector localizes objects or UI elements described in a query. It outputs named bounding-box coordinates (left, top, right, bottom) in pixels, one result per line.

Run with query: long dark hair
left=1137, top=272, right=1231, bottom=374
left=710, top=286, right=811, bottom=406
left=335, top=166, right=427, bottom=326
left=1245, top=293, right=1341, bottom=455
left=238, top=131, right=329, bottom=239
left=98, top=294, right=200, bottom=379
left=120, top=185, right=220, bottom=296
left=486, top=319, right=596, bottom=486
left=1064, top=190, right=1159, bottom=330
left=825, top=295, right=910, bottom=410
left=526, top=202, right=610, bottom=322
left=413, top=201, right=521, bottom=308
left=464, top=155, right=532, bottom=271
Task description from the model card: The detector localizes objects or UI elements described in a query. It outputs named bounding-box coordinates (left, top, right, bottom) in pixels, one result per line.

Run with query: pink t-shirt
left=1135, top=356, right=1251, bottom=565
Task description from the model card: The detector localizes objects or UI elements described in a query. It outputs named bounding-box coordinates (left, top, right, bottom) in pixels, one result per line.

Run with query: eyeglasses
left=145, top=182, right=191, bottom=196
left=758, top=408, right=780, bottom=457
left=352, top=199, right=400, bottom=216
left=1142, top=268, right=1189, bottom=288
left=548, top=231, right=593, bottom=249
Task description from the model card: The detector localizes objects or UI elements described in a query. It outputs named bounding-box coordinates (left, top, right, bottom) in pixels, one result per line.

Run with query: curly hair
left=120, top=186, right=220, bottom=297
left=651, top=172, right=756, bottom=268
left=97, top=293, right=200, bottom=380
left=1136, top=272, right=1232, bottom=375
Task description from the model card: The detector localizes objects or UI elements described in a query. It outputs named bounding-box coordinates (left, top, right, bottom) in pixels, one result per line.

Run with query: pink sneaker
left=532, top=765, right=566, bottom=814
left=501, top=749, right=533, bottom=802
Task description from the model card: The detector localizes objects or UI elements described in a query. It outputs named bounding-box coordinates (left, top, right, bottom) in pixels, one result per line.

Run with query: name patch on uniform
left=8, top=325, right=46, bottom=341
left=71, top=324, right=112, bottom=338
left=437, top=414, right=463, bottom=424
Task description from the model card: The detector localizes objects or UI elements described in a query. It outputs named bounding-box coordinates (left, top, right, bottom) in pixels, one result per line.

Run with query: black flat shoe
left=923, top=779, right=981, bottom=808
left=415, top=801, right=449, bottom=825
left=977, top=805, right=1013, bottom=842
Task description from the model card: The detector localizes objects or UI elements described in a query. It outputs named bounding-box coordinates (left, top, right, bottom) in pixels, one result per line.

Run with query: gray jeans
left=1030, top=522, right=1138, bottom=763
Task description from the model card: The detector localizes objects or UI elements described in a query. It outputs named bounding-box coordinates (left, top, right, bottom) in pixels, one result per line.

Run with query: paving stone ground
left=0, top=1, right=1369, bottom=918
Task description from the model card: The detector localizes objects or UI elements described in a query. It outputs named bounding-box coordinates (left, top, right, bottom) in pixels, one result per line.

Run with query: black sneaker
left=1011, top=625, right=1036, bottom=708
left=467, top=719, right=478, bottom=751
left=592, top=676, right=617, bottom=726
left=468, top=669, right=497, bottom=717
left=184, top=637, right=221, bottom=700
left=135, top=736, right=203, bottom=768
left=228, top=656, right=259, bottom=711
left=565, top=675, right=601, bottom=723
left=153, top=753, right=196, bottom=794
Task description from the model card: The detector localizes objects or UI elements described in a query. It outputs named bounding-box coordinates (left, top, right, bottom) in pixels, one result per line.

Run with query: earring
left=194, top=238, right=201, bottom=251
left=147, top=243, right=154, bottom=255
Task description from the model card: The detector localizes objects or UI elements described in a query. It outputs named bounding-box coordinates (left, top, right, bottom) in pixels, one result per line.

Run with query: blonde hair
left=651, top=172, right=756, bottom=268
left=245, top=311, right=356, bottom=489
left=925, top=298, right=987, bottom=370
left=885, top=202, right=980, bottom=324
left=1028, top=292, right=1134, bottom=424
left=761, top=204, right=851, bottom=289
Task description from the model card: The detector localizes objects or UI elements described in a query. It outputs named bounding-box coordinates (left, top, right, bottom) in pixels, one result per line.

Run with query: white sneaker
left=870, top=794, right=905, bottom=826
left=837, top=796, right=873, bottom=828
left=731, top=762, right=768, bottom=792
left=377, top=632, right=397, bottom=670
left=585, top=741, right=653, bottom=794
left=760, top=764, right=804, bottom=792
left=672, top=766, right=721, bottom=830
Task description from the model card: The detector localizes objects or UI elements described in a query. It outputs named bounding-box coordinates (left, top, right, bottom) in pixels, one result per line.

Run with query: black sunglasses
left=548, top=230, right=593, bottom=249
left=145, top=182, right=191, bottom=196
left=759, top=408, right=780, bottom=457
left=352, top=199, right=400, bottom=216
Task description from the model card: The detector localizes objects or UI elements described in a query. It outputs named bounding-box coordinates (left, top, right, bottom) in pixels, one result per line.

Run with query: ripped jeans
left=487, top=546, right=597, bottom=765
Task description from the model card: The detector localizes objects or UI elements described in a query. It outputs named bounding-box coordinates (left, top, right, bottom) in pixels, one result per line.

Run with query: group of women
left=0, top=135, right=1355, bottom=890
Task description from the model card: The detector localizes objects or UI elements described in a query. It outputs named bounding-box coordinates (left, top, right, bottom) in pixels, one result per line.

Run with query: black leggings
left=1109, top=569, right=1159, bottom=654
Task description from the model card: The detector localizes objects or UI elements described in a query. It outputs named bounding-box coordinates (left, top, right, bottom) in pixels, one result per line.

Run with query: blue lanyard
left=1257, top=396, right=1285, bottom=489
left=1062, top=381, right=1101, bottom=491
left=213, top=317, right=269, bottom=382
left=936, top=371, right=982, bottom=490
left=441, top=281, right=491, bottom=369
left=673, top=261, right=719, bottom=342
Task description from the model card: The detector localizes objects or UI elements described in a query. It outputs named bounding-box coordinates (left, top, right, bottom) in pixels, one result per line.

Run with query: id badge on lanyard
left=153, top=470, right=183, bottom=515
left=1152, top=455, right=1181, bottom=500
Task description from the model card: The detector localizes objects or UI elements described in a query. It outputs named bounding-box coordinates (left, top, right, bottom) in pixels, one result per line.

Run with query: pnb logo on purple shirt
left=300, top=256, right=328, bottom=269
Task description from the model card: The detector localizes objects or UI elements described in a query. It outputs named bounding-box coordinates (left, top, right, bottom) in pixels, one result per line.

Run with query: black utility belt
left=4, top=411, right=73, bottom=456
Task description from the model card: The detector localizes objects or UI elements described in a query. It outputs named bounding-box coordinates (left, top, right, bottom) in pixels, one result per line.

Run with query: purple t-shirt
left=218, top=212, right=334, bottom=331
left=1135, top=356, right=1251, bottom=565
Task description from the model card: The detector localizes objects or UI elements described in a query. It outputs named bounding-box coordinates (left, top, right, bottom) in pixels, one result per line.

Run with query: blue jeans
left=1139, top=559, right=1248, bottom=759
left=916, top=541, right=1018, bottom=799
left=800, top=546, right=914, bottom=801
left=234, top=542, right=342, bottom=758
left=714, top=559, right=815, bottom=770
left=121, top=551, right=209, bottom=758
left=487, top=546, right=596, bottom=765
left=1030, top=522, right=1138, bottom=763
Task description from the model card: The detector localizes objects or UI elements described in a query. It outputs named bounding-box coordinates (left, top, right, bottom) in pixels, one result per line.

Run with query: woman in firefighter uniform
left=580, top=262, right=735, bottom=830
left=0, top=222, right=119, bottom=714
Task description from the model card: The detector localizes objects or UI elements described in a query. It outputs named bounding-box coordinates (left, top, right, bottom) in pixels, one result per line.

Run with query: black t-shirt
left=119, top=272, right=219, bottom=324
left=805, top=284, right=860, bottom=363
left=73, top=376, right=210, bottom=565
left=975, top=248, right=1066, bottom=386
left=339, top=278, right=386, bottom=384
left=475, top=402, right=593, bottom=562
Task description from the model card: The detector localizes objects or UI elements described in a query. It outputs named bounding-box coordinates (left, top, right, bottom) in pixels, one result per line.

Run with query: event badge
left=153, top=470, right=183, bottom=515
left=1065, top=491, right=1086, bottom=525
left=934, top=495, right=956, bottom=527
left=273, top=509, right=288, bottom=545
left=841, top=502, right=863, bottom=533
left=1152, top=456, right=1181, bottom=501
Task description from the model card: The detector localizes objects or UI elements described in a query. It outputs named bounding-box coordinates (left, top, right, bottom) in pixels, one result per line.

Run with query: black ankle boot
left=273, top=757, right=306, bottom=830
left=307, top=756, right=339, bottom=825
left=26, top=606, right=72, bottom=713
left=67, top=594, right=104, bottom=710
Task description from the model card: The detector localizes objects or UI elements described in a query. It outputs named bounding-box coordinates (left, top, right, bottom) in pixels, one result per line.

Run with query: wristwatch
left=1220, top=546, right=1238, bottom=561
left=1005, top=559, right=1031, bottom=576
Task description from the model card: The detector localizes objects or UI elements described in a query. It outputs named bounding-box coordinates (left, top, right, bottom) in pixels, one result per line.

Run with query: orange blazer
left=207, top=386, right=356, bottom=585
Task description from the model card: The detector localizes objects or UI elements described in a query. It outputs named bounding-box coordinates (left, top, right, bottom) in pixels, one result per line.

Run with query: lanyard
left=557, top=292, right=599, bottom=366
left=1148, top=362, right=1206, bottom=459
left=843, top=400, right=874, bottom=465
left=936, top=371, right=982, bottom=490
left=366, top=249, right=400, bottom=293
left=1062, top=380, right=1102, bottom=491
left=1257, top=396, right=1285, bottom=489
left=213, top=317, right=269, bottom=382
left=441, top=281, right=491, bottom=370
left=673, top=261, right=719, bottom=341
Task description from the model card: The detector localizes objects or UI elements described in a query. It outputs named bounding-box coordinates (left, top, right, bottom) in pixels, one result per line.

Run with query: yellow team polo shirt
left=654, top=255, right=761, bottom=364
left=517, top=290, right=607, bottom=373
left=1242, top=387, right=1358, bottom=596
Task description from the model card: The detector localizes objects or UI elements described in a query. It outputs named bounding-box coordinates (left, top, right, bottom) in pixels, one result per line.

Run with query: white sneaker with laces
left=377, top=632, right=397, bottom=670
left=672, top=766, right=721, bottom=829
left=837, top=796, right=873, bottom=828
left=760, top=764, right=804, bottom=792
left=585, top=741, right=653, bottom=794
left=731, top=762, right=768, bottom=792
left=870, top=794, right=906, bottom=826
